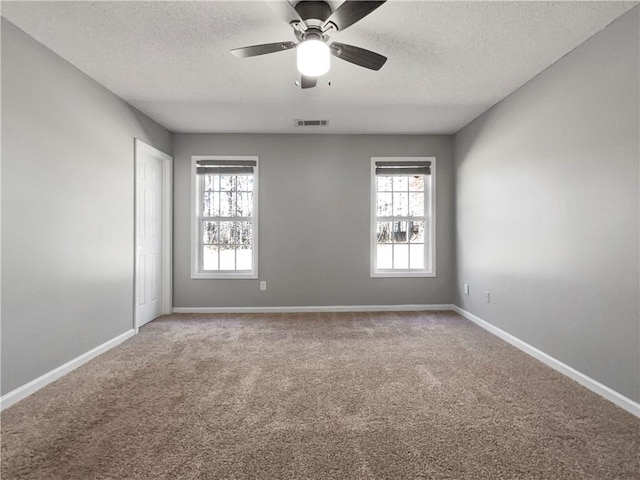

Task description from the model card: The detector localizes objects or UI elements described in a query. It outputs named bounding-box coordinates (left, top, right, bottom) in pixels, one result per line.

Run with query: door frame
left=134, top=139, right=173, bottom=332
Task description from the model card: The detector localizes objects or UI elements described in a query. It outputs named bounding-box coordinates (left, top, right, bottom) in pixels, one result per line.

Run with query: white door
left=136, top=142, right=167, bottom=327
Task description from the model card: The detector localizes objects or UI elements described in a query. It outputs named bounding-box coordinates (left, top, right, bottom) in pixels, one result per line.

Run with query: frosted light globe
left=297, top=39, right=330, bottom=77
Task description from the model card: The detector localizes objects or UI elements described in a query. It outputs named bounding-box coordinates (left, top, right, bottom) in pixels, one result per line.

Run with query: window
left=371, top=157, right=435, bottom=277
left=191, top=156, right=258, bottom=279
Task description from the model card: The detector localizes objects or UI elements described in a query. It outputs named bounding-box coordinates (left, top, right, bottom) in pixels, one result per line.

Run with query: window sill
left=371, top=271, right=435, bottom=278
left=191, top=272, right=258, bottom=280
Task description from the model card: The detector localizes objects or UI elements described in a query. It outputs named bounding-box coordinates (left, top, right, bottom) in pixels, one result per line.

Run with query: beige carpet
left=1, top=311, right=638, bottom=479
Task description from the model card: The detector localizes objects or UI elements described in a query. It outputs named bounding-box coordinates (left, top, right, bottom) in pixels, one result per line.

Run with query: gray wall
left=1, top=20, right=171, bottom=394
left=454, top=8, right=639, bottom=401
left=173, top=134, right=454, bottom=308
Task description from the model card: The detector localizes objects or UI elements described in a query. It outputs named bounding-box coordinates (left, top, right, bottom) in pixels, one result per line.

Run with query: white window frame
left=370, top=156, right=436, bottom=278
left=191, top=155, right=259, bottom=279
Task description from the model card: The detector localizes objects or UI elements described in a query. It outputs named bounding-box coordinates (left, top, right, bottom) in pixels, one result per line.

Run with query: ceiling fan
left=231, top=0, right=387, bottom=89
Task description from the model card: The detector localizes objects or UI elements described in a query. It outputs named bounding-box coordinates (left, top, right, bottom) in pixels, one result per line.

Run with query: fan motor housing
left=295, top=1, right=332, bottom=24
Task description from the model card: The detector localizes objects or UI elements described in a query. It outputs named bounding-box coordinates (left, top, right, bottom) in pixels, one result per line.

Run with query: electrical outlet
left=260, top=281, right=267, bottom=291
left=464, top=283, right=470, bottom=295
left=484, top=291, right=491, bottom=303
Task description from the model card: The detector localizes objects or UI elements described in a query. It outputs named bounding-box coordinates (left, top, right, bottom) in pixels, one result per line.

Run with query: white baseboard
left=173, top=304, right=455, bottom=314
left=0, top=329, right=136, bottom=411
left=452, top=306, right=640, bottom=418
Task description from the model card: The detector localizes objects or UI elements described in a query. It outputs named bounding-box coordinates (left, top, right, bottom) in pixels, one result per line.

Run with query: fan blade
left=231, top=41, right=296, bottom=58
left=301, top=75, right=317, bottom=89
left=323, top=1, right=386, bottom=32
left=265, top=1, right=303, bottom=25
left=330, top=42, right=387, bottom=70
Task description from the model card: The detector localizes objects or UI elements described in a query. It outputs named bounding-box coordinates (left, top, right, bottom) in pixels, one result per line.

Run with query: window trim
left=370, top=156, right=436, bottom=278
left=191, top=155, right=259, bottom=280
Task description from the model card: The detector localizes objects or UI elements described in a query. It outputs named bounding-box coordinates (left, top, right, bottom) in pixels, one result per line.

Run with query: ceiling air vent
left=295, top=119, right=329, bottom=127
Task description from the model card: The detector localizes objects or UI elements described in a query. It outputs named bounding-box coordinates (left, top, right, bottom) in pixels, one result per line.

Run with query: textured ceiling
left=2, top=1, right=637, bottom=134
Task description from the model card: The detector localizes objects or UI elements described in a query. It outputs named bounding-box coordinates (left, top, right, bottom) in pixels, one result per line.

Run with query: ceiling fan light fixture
left=232, top=1, right=389, bottom=88
left=297, top=39, right=330, bottom=77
